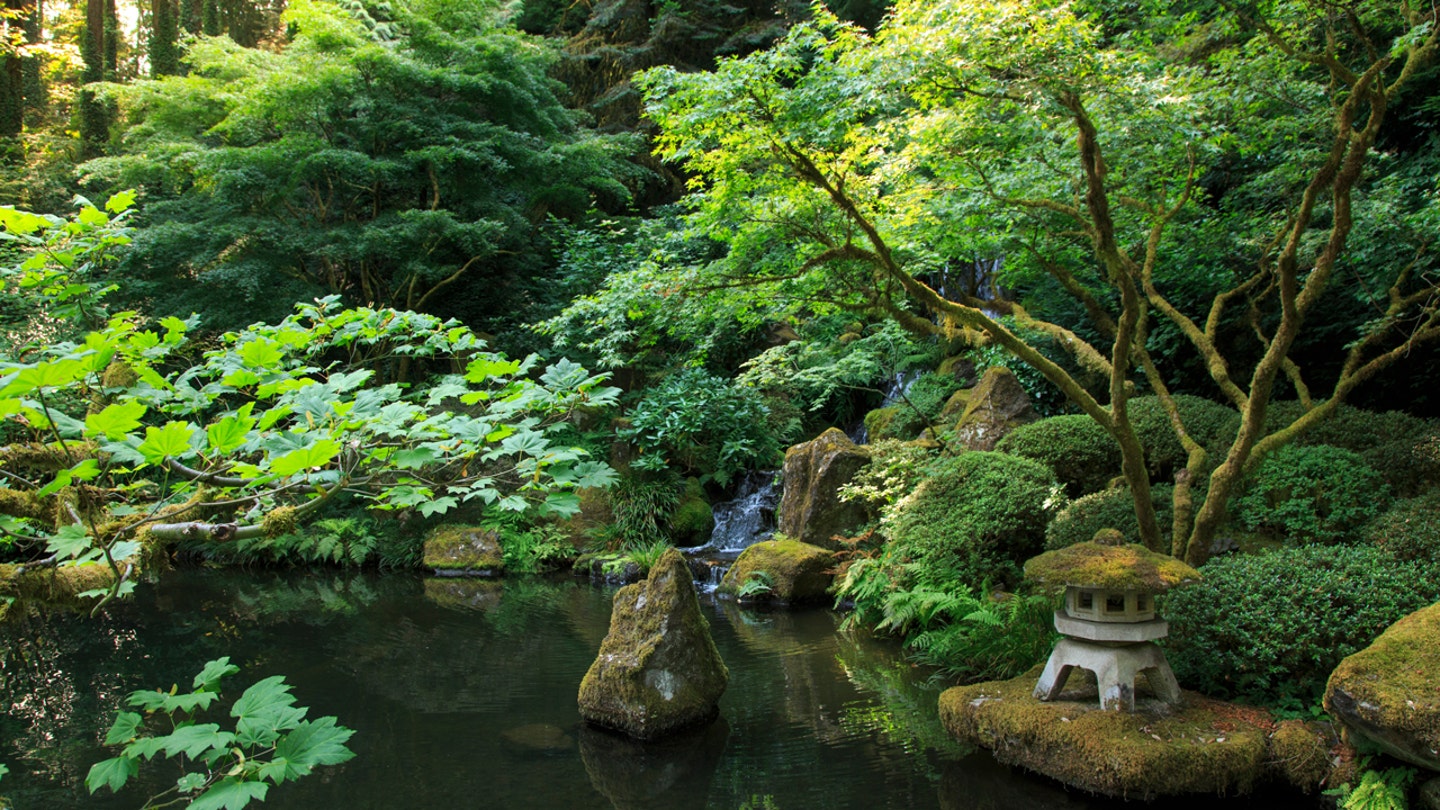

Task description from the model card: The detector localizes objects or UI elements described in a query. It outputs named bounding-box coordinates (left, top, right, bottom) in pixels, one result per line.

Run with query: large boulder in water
left=578, top=548, right=729, bottom=740
left=778, top=428, right=871, bottom=549
left=718, top=537, right=834, bottom=605
left=1325, top=600, right=1440, bottom=770
left=949, top=367, right=1039, bottom=451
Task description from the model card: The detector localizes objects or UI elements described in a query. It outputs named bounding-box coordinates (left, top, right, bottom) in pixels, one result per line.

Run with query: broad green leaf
left=392, top=447, right=437, bottom=469
left=267, top=717, right=356, bottom=782
left=177, top=772, right=208, bottom=793
left=85, top=400, right=147, bottom=440
left=46, top=524, right=93, bottom=560
left=0, top=205, right=53, bottom=235
left=268, top=440, right=341, bottom=476
left=416, top=496, right=457, bottom=517
left=231, top=675, right=299, bottom=725
left=85, top=756, right=139, bottom=794
left=77, top=205, right=109, bottom=227
left=542, top=491, right=581, bottom=517
left=105, top=189, right=138, bottom=214
left=156, top=723, right=236, bottom=759
left=239, top=338, right=284, bottom=369
left=207, top=414, right=256, bottom=455
left=464, top=356, right=521, bottom=383
left=104, top=711, right=144, bottom=745
left=193, top=657, right=241, bottom=692
left=189, top=777, right=270, bottom=810
left=138, top=421, right=199, bottom=464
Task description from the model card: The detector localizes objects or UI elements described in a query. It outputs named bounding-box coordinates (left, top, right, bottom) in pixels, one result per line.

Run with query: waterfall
left=689, top=470, right=780, bottom=591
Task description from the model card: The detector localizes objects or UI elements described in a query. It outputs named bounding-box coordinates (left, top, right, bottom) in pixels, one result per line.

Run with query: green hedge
left=1044, top=484, right=1174, bottom=550
left=997, top=415, right=1118, bottom=498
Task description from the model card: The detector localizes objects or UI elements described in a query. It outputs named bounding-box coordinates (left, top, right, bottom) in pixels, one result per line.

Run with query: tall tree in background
left=78, top=0, right=118, bottom=154
left=0, top=0, right=23, bottom=147
left=150, top=0, right=180, bottom=76
left=19, top=0, right=43, bottom=124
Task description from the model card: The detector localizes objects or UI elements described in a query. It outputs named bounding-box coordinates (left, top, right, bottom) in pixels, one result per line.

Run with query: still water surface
left=1, top=570, right=1286, bottom=809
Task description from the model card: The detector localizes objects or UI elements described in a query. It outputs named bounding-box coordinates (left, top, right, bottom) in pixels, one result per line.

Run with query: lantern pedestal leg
left=1034, top=638, right=1182, bottom=711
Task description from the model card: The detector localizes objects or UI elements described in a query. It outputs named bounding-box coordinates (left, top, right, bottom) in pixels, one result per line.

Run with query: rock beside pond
left=422, top=524, right=504, bottom=576
left=949, top=367, right=1038, bottom=451
left=578, top=548, right=728, bottom=740
left=718, top=537, right=834, bottom=605
left=938, top=667, right=1339, bottom=799
left=1325, top=600, right=1440, bottom=771
left=1421, top=777, right=1440, bottom=810
left=778, top=427, right=871, bottom=549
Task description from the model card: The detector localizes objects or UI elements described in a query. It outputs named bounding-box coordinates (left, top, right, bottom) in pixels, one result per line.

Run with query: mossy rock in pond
left=939, top=667, right=1312, bottom=799
left=1325, top=600, right=1440, bottom=770
left=1265, top=719, right=1339, bottom=793
left=671, top=478, right=713, bottom=548
left=572, top=553, right=644, bottom=585
left=578, top=549, right=729, bottom=740
left=422, top=524, right=504, bottom=576
left=718, top=537, right=834, bottom=605
left=778, top=428, right=872, bottom=549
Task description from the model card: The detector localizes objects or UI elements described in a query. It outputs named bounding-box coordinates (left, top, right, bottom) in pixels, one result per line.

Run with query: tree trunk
left=1, top=0, right=26, bottom=146
left=150, top=0, right=180, bottom=76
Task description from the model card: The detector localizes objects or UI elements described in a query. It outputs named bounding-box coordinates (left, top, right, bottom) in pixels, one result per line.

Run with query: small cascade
left=881, top=369, right=921, bottom=407
left=688, top=470, right=780, bottom=591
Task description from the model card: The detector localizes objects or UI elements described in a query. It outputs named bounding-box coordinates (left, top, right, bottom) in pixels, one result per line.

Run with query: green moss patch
left=422, top=524, right=505, bottom=575
left=1025, top=538, right=1201, bottom=592
left=939, top=668, right=1295, bottom=799
left=1325, top=600, right=1440, bottom=770
left=718, top=537, right=834, bottom=604
left=0, top=562, right=119, bottom=617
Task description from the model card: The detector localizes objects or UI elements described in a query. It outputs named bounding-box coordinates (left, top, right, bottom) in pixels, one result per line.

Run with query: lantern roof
left=1024, top=529, right=1202, bottom=593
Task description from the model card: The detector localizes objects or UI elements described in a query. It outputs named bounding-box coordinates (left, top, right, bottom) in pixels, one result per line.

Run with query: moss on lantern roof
left=1024, top=529, right=1201, bottom=592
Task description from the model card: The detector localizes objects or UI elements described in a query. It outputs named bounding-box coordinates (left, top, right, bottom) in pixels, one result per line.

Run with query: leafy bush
left=605, top=472, right=682, bottom=550
left=1164, top=545, right=1440, bottom=705
left=883, top=371, right=963, bottom=439
left=229, top=518, right=382, bottom=567
left=883, top=452, right=1061, bottom=589
left=1364, top=491, right=1440, bottom=562
left=1240, top=402, right=1440, bottom=496
left=87, top=657, right=355, bottom=808
left=997, top=415, right=1118, bottom=498
left=1128, top=394, right=1237, bottom=481
left=620, top=369, right=780, bottom=485
left=1044, top=484, right=1174, bottom=550
left=1232, top=444, right=1392, bottom=545
left=838, top=439, right=937, bottom=514
left=963, top=316, right=1081, bottom=417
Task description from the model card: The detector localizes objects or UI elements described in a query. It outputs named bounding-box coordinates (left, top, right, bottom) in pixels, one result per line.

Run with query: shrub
left=1231, top=444, right=1392, bottom=545
left=1239, top=402, right=1440, bottom=496
left=1164, top=544, right=1440, bottom=705
left=883, top=452, right=1062, bottom=589
left=1364, top=492, right=1440, bottom=562
left=887, top=371, right=963, bottom=438
left=1129, top=394, right=1237, bottom=481
left=1044, top=484, right=1174, bottom=550
left=621, top=368, right=781, bottom=485
left=997, top=415, right=1119, bottom=498
left=606, top=472, right=682, bottom=549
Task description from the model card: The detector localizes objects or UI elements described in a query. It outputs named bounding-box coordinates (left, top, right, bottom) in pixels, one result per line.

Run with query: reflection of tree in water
left=833, top=630, right=969, bottom=762
left=0, top=611, right=142, bottom=798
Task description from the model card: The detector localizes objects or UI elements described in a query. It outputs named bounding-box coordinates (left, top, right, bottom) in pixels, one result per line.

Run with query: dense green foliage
left=1044, top=484, right=1174, bottom=551
left=619, top=368, right=780, bottom=485
left=998, top=415, right=1118, bottom=498
left=87, top=657, right=354, bottom=808
left=1165, top=545, right=1440, bottom=705
left=1232, top=445, right=1393, bottom=545
left=1364, top=491, right=1440, bottom=562
left=83, top=0, right=638, bottom=337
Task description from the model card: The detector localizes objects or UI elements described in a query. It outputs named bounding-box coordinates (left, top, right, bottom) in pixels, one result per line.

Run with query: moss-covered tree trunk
left=149, top=0, right=180, bottom=77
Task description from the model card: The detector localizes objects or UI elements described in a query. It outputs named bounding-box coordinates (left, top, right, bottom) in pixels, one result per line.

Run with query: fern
left=1326, top=762, right=1415, bottom=810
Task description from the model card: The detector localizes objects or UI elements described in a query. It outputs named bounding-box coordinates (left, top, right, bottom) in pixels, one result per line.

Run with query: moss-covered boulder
left=422, top=524, right=504, bottom=576
left=0, top=562, right=120, bottom=620
left=578, top=548, right=729, bottom=740
left=948, top=367, right=1039, bottom=451
left=778, top=428, right=871, bottom=549
left=1325, top=600, right=1440, bottom=770
left=671, top=478, right=713, bottom=548
left=718, top=537, right=834, bottom=605
left=862, top=405, right=904, bottom=442
left=939, top=668, right=1320, bottom=799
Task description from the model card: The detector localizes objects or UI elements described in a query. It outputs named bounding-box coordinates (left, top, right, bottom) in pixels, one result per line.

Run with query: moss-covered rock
left=0, top=561, right=119, bottom=617
left=939, top=668, right=1282, bottom=799
left=671, top=478, right=713, bottom=548
left=1264, top=720, right=1336, bottom=793
left=573, top=552, right=644, bottom=585
left=578, top=549, right=729, bottom=740
left=1325, top=600, right=1440, bottom=770
left=1421, top=777, right=1440, bottom=810
left=948, top=367, right=1039, bottom=451
left=862, top=406, right=905, bottom=442
left=777, top=428, right=872, bottom=549
left=422, top=578, right=503, bottom=612
left=422, top=524, right=505, bottom=576
left=717, top=537, right=833, bottom=605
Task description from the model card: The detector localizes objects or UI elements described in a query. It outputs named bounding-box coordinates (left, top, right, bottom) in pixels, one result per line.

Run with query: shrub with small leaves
left=1164, top=545, right=1440, bottom=705
left=997, top=414, right=1118, bottom=498
left=87, top=657, right=355, bottom=809
left=1364, top=491, right=1440, bottom=563
left=620, top=368, right=780, bottom=485
left=1232, top=444, right=1392, bottom=545
left=1128, top=394, right=1237, bottom=481
left=1044, top=484, right=1174, bottom=550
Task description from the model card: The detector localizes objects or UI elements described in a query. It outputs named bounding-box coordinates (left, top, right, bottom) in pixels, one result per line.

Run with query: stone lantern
left=1023, top=529, right=1201, bottom=712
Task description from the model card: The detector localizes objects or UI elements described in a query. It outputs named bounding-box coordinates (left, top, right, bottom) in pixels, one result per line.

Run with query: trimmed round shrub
left=1231, top=444, right=1392, bottom=545
left=884, top=452, right=1061, bottom=589
left=1364, top=491, right=1440, bottom=562
left=1164, top=544, right=1440, bottom=705
left=997, top=415, right=1118, bottom=498
left=1044, top=484, right=1174, bottom=550
left=1129, top=394, right=1236, bottom=481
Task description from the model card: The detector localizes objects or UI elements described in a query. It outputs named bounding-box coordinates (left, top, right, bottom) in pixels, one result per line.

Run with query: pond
left=1, top=570, right=1290, bottom=809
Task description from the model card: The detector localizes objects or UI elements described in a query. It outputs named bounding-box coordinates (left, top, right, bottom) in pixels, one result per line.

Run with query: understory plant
left=87, top=657, right=355, bottom=809
left=1325, top=759, right=1415, bottom=810
left=1232, top=444, right=1392, bottom=545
